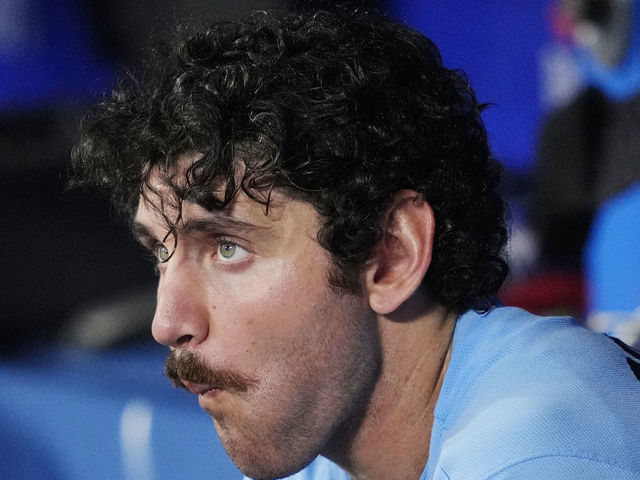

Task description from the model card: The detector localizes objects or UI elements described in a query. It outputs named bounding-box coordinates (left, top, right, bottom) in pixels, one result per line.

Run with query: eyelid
left=205, top=231, right=251, bottom=250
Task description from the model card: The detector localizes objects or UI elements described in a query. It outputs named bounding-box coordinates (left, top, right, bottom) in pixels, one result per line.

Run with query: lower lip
left=201, top=388, right=221, bottom=398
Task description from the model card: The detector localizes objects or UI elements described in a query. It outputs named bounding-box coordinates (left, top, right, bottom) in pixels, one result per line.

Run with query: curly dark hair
left=72, top=5, right=508, bottom=313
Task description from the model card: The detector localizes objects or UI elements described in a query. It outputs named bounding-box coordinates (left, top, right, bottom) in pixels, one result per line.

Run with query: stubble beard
left=215, top=295, right=382, bottom=480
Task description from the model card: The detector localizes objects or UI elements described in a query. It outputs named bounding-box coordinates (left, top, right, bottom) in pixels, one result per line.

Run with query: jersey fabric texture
left=244, top=306, right=640, bottom=479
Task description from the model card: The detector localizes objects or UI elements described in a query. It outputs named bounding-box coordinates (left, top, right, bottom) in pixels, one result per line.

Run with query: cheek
left=205, top=257, right=327, bottom=353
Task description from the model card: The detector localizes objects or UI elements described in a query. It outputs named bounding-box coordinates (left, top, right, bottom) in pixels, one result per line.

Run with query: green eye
left=216, top=242, right=248, bottom=262
left=155, top=244, right=172, bottom=263
left=219, top=244, right=237, bottom=259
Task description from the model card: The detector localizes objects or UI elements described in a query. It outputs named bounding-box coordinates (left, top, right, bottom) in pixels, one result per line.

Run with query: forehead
left=134, top=158, right=317, bottom=236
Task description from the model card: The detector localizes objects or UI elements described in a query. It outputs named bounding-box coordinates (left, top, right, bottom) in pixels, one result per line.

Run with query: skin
left=134, top=160, right=456, bottom=480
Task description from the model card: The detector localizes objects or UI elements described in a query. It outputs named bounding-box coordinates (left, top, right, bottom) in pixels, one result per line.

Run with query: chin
left=235, top=463, right=308, bottom=480
left=213, top=418, right=318, bottom=480
left=227, top=446, right=314, bottom=480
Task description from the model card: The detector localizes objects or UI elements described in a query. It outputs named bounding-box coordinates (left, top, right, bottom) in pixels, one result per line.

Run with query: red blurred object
left=500, top=270, right=586, bottom=317
left=548, top=2, right=577, bottom=43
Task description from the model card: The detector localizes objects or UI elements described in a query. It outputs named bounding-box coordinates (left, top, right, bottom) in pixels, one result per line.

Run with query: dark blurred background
left=2, top=0, right=294, bottom=349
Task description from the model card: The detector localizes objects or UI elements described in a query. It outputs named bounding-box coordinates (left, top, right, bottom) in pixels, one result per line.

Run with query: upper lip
left=181, top=380, right=218, bottom=395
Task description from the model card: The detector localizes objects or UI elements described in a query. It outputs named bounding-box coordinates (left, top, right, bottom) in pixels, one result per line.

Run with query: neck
left=322, top=299, right=456, bottom=480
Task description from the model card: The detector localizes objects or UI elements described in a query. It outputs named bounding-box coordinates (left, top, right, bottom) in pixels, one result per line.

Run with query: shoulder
left=431, top=307, right=640, bottom=479
left=452, top=306, right=640, bottom=390
left=432, top=456, right=639, bottom=480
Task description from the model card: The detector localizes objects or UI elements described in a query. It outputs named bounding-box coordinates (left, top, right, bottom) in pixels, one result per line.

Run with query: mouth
left=181, top=380, right=222, bottom=397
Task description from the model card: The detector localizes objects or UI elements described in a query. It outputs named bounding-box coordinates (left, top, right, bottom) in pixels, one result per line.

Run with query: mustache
left=164, top=350, right=258, bottom=393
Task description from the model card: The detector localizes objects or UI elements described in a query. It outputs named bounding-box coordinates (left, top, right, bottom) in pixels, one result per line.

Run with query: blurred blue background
left=0, top=0, right=553, bottom=169
left=0, top=0, right=113, bottom=111
left=394, top=0, right=549, bottom=173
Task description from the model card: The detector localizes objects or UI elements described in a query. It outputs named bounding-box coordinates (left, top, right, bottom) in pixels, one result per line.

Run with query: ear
left=364, top=190, right=435, bottom=315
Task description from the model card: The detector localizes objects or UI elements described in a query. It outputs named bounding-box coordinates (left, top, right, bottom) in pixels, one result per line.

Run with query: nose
left=151, top=261, right=210, bottom=348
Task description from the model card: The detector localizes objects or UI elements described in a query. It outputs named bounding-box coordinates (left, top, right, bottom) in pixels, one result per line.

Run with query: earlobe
left=365, top=190, right=435, bottom=315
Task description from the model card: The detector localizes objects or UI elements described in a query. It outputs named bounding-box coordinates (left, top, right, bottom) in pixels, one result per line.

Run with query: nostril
left=176, top=334, right=193, bottom=345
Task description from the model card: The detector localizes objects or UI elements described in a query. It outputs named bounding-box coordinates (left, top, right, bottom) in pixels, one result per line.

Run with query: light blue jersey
left=246, top=307, right=640, bottom=479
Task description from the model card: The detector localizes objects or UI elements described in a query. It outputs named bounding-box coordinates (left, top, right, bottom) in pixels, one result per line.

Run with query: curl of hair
left=71, top=5, right=508, bottom=313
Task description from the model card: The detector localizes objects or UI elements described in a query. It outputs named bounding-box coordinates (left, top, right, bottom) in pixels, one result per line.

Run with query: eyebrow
left=131, top=221, right=158, bottom=248
left=132, top=221, right=153, bottom=241
left=181, top=216, right=271, bottom=236
left=132, top=215, right=271, bottom=245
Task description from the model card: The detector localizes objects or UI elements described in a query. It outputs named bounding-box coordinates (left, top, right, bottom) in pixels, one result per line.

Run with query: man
left=72, top=5, right=640, bottom=480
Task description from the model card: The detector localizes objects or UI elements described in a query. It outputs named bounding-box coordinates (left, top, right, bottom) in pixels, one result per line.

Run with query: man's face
left=134, top=166, right=381, bottom=479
